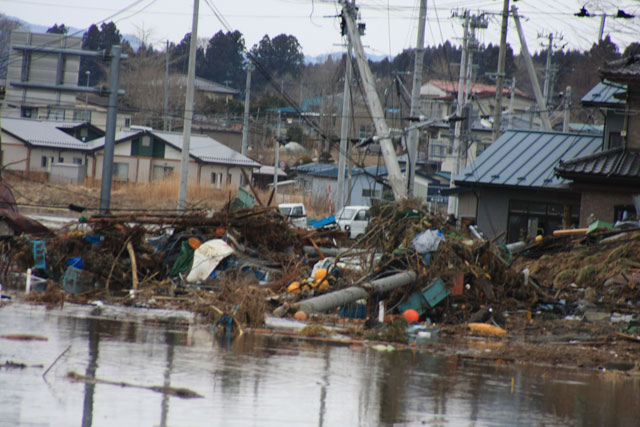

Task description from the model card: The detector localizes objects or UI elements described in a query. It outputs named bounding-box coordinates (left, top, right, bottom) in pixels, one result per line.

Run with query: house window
left=152, top=165, right=173, bottom=180
left=211, top=172, right=217, bottom=184
left=507, top=200, right=578, bottom=243
left=227, top=173, right=232, bottom=185
left=21, top=106, right=34, bottom=118
left=359, top=124, right=373, bottom=139
left=141, top=135, right=151, bottom=147
left=41, top=156, right=48, bottom=168
left=614, top=205, right=637, bottom=222
left=113, top=162, right=129, bottom=181
left=73, top=157, right=83, bottom=165
left=362, top=188, right=381, bottom=198
left=124, top=118, right=131, bottom=127
left=58, top=156, right=64, bottom=163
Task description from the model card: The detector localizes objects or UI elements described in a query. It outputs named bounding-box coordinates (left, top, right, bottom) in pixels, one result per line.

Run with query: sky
left=1, top=0, right=639, bottom=59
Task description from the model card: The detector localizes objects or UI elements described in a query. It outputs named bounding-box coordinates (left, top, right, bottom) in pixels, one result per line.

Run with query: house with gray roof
left=0, top=117, right=93, bottom=174
left=88, top=127, right=260, bottom=187
left=451, top=130, right=602, bottom=242
left=554, top=57, right=640, bottom=225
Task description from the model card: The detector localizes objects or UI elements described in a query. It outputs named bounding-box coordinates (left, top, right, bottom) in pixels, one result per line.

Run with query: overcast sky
left=1, top=0, right=639, bottom=58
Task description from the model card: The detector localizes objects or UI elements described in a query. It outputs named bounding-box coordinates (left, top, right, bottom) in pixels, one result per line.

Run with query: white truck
left=278, top=203, right=307, bottom=229
left=336, top=205, right=370, bottom=238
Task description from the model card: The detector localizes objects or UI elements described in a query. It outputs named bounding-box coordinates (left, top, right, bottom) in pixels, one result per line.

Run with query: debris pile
left=2, top=197, right=640, bottom=354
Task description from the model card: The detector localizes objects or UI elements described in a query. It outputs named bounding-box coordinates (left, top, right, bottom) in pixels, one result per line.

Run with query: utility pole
left=341, top=0, right=406, bottom=200
left=492, top=0, right=510, bottom=141
left=447, top=11, right=470, bottom=216
left=541, top=33, right=553, bottom=107
left=241, top=64, right=252, bottom=156
left=164, top=40, right=169, bottom=131
left=512, top=6, right=552, bottom=131
left=336, top=30, right=353, bottom=213
left=406, top=0, right=427, bottom=198
left=274, top=80, right=283, bottom=194
left=177, top=0, right=199, bottom=213
left=562, top=86, right=572, bottom=133
left=99, top=45, right=123, bottom=213
left=507, top=77, right=516, bottom=129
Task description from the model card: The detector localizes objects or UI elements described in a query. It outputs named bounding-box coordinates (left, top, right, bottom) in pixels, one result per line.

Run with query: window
left=73, top=157, right=83, bottom=165
left=21, top=107, right=34, bottom=118
left=359, top=124, right=373, bottom=139
left=217, top=173, right=223, bottom=188
left=152, top=165, right=173, bottom=180
left=291, top=206, right=303, bottom=216
left=141, top=135, right=151, bottom=147
left=113, top=162, right=129, bottom=181
left=227, top=173, right=232, bottom=185
left=124, top=118, right=131, bottom=127
left=507, top=200, right=578, bottom=243
left=41, top=156, right=48, bottom=168
left=211, top=172, right=217, bottom=184
left=58, top=156, right=64, bottom=163
left=355, top=210, right=369, bottom=221
left=362, top=188, right=381, bottom=198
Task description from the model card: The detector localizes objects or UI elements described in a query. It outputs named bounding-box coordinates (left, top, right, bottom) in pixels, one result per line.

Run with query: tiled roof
left=601, top=55, right=640, bottom=83
left=455, top=130, right=602, bottom=188
left=1, top=117, right=91, bottom=150
left=555, top=148, right=640, bottom=182
left=424, top=79, right=530, bottom=99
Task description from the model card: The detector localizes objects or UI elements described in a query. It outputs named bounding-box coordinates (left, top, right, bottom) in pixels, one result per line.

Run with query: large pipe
left=295, top=270, right=416, bottom=313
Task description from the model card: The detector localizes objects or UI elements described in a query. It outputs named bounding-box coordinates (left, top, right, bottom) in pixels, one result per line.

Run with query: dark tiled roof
left=455, top=130, right=602, bottom=189
left=555, top=148, right=640, bottom=182
left=601, top=55, right=640, bottom=83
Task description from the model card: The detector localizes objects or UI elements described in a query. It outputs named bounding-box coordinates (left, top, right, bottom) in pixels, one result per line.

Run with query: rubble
left=1, top=197, right=640, bottom=372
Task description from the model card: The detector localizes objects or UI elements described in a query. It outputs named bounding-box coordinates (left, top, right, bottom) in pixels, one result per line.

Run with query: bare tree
left=0, top=14, right=24, bottom=78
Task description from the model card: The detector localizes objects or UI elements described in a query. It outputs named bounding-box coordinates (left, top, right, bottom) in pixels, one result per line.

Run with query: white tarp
left=186, top=239, right=234, bottom=282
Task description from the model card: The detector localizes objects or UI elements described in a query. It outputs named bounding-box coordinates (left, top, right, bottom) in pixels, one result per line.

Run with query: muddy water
left=1, top=303, right=639, bottom=427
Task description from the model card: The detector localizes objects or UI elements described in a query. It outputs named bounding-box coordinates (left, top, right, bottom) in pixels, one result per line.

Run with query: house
left=252, top=165, right=287, bottom=189
left=88, top=128, right=260, bottom=187
left=554, top=57, right=640, bottom=225
left=0, top=117, right=93, bottom=174
left=291, top=162, right=390, bottom=208
left=451, top=130, right=602, bottom=242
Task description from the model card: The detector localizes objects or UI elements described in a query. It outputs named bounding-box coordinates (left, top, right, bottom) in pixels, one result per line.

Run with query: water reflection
left=1, top=303, right=640, bottom=426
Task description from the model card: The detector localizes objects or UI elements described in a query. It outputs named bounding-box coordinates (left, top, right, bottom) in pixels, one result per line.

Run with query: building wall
left=0, top=132, right=29, bottom=170
left=626, top=87, right=640, bottom=150
left=198, top=164, right=250, bottom=189
left=579, top=191, right=636, bottom=226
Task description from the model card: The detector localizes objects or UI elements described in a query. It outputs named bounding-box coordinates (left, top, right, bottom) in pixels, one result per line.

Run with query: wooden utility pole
left=177, top=0, right=199, bottom=213
left=406, top=0, right=427, bottom=197
left=491, top=0, right=510, bottom=141
left=512, top=6, right=552, bottom=131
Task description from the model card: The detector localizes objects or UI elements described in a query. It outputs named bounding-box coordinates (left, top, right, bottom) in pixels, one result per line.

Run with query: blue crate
left=397, top=278, right=450, bottom=316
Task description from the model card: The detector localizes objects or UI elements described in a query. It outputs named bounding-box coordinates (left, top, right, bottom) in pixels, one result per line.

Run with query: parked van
left=278, top=203, right=307, bottom=229
left=336, top=205, right=370, bottom=238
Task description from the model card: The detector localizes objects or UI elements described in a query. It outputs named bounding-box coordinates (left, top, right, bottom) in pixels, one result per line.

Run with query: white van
left=336, top=205, right=370, bottom=238
left=278, top=203, right=307, bottom=229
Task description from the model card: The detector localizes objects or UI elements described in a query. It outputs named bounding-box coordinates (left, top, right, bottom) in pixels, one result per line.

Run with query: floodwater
left=1, top=303, right=639, bottom=427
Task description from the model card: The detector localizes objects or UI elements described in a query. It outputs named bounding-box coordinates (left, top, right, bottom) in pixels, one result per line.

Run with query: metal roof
left=555, top=147, right=640, bottom=181
left=90, top=129, right=260, bottom=167
left=581, top=80, right=626, bottom=107
left=1, top=117, right=91, bottom=150
left=455, top=130, right=603, bottom=189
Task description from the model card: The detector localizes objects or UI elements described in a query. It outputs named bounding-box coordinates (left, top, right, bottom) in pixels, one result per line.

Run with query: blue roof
left=581, top=80, right=626, bottom=107
left=455, top=130, right=603, bottom=189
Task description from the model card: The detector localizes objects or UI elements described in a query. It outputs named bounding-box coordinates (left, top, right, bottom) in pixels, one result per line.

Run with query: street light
left=84, top=70, right=91, bottom=121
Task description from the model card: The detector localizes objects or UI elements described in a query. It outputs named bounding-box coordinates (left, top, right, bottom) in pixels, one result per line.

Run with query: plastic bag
left=412, top=229, right=444, bottom=254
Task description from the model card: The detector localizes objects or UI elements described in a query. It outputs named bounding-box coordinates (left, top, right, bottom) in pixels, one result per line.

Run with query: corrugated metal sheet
left=556, top=147, right=640, bottom=179
left=581, top=80, right=626, bottom=107
left=455, top=130, right=603, bottom=188
left=2, top=117, right=91, bottom=150
left=90, top=130, right=260, bottom=167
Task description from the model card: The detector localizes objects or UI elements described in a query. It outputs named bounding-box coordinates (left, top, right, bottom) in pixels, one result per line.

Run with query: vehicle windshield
left=279, top=207, right=292, bottom=215
left=339, top=208, right=357, bottom=220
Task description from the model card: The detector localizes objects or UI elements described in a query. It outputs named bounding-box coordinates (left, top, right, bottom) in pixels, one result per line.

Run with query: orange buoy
left=403, top=309, right=419, bottom=323
left=294, top=311, right=308, bottom=321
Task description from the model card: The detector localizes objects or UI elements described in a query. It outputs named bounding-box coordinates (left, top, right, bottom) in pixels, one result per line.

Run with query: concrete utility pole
left=512, top=6, right=552, bottom=131
left=406, top=0, right=427, bottom=198
left=177, top=0, right=199, bottom=213
left=508, top=77, right=516, bottom=129
left=542, top=33, right=553, bottom=106
left=241, top=64, right=252, bottom=156
left=336, top=35, right=353, bottom=213
left=491, top=0, right=510, bottom=141
left=562, top=86, right=572, bottom=133
left=341, top=0, right=407, bottom=200
left=447, top=11, right=470, bottom=216
left=164, top=40, right=169, bottom=131
left=273, top=80, right=283, bottom=194
left=99, top=45, right=123, bottom=214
